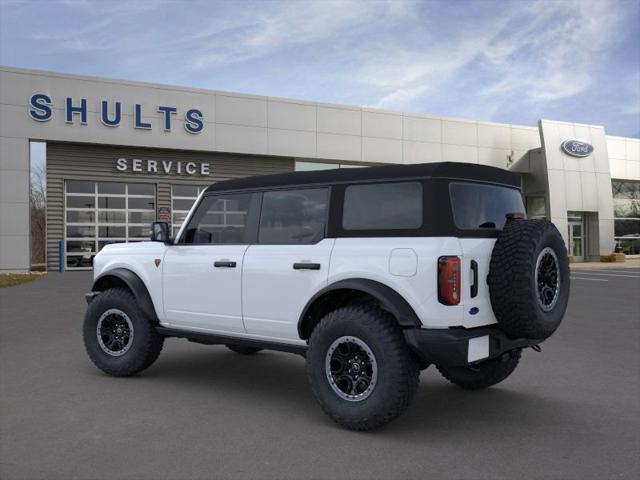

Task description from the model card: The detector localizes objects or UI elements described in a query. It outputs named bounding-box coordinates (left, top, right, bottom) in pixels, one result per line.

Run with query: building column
left=0, top=136, right=30, bottom=272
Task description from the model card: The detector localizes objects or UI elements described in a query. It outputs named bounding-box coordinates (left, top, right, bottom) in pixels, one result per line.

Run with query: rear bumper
left=403, top=325, right=541, bottom=367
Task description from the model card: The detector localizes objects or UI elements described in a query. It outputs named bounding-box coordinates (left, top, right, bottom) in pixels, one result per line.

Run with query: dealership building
left=0, top=66, right=639, bottom=272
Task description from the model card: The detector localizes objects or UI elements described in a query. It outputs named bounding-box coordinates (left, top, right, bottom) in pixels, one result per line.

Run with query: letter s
left=29, top=94, right=53, bottom=121
left=116, top=158, right=128, bottom=171
left=184, top=108, right=204, bottom=134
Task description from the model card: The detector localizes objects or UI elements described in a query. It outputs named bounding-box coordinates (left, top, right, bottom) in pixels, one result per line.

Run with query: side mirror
left=150, top=222, right=171, bottom=243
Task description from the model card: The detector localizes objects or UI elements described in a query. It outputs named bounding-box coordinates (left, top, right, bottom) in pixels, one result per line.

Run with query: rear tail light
left=438, top=256, right=461, bottom=305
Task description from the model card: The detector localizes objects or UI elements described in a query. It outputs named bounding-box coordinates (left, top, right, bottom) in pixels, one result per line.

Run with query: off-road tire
left=225, top=344, right=263, bottom=355
left=488, top=219, right=569, bottom=340
left=436, top=349, right=522, bottom=390
left=83, top=288, right=164, bottom=377
left=306, top=305, right=420, bottom=431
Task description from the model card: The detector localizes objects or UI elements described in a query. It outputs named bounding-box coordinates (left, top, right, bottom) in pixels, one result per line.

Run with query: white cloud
left=190, top=0, right=408, bottom=70
left=354, top=0, right=625, bottom=111
left=482, top=0, right=623, bottom=102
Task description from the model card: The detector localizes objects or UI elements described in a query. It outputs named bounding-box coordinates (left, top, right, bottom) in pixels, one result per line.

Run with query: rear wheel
left=306, top=305, right=419, bottom=431
left=436, top=349, right=521, bottom=390
left=225, top=344, right=263, bottom=355
left=83, top=288, right=164, bottom=377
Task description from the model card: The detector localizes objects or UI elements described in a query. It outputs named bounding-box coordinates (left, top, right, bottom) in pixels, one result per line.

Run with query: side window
left=258, top=188, right=328, bottom=244
left=180, top=193, right=253, bottom=244
left=343, top=182, right=422, bottom=230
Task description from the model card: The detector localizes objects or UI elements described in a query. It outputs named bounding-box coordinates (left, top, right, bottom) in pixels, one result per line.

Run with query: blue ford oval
left=561, top=139, right=594, bottom=157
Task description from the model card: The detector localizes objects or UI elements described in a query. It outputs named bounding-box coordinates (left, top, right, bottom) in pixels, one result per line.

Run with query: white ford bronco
left=84, top=162, right=569, bottom=430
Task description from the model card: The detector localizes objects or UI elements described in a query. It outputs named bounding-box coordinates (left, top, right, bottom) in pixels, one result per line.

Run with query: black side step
left=156, top=326, right=308, bottom=356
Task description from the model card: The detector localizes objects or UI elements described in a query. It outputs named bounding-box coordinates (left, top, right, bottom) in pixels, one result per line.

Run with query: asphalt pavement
left=1, top=269, right=639, bottom=480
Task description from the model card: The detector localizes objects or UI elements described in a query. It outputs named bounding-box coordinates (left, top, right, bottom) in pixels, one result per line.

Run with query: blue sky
left=1, top=0, right=639, bottom=137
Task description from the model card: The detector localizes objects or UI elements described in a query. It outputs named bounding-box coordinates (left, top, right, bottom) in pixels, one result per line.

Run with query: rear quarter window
left=450, top=182, right=525, bottom=230
left=342, top=182, right=422, bottom=230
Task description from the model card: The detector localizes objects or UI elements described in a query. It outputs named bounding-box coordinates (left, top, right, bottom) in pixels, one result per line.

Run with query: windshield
left=450, top=182, right=525, bottom=230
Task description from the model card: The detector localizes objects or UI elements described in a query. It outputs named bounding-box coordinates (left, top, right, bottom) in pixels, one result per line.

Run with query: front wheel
left=306, top=305, right=419, bottom=431
left=83, top=288, right=164, bottom=377
left=436, top=349, right=522, bottom=390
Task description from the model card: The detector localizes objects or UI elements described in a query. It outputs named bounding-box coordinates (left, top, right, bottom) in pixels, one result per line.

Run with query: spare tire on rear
left=487, top=218, right=569, bottom=340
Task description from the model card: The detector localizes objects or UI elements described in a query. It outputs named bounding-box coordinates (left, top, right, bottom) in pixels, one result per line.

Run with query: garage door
left=64, top=180, right=156, bottom=270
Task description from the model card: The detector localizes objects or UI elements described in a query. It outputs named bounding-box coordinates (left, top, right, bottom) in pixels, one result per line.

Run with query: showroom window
left=171, top=185, right=207, bottom=237
left=65, top=181, right=156, bottom=269
left=612, top=180, right=640, bottom=255
left=295, top=161, right=367, bottom=171
left=526, top=196, right=547, bottom=220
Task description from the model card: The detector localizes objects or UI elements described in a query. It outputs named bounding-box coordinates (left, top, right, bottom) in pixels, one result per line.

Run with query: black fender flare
left=297, top=278, right=422, bottom=338
left=91, top=268, right=158, bottom=321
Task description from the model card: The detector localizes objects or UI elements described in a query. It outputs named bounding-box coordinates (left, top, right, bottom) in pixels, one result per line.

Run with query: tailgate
left=459, top=238, right=499, bottom=328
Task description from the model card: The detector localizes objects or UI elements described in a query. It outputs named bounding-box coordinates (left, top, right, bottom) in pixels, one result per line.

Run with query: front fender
left=91, top=268, right=158, bottom=321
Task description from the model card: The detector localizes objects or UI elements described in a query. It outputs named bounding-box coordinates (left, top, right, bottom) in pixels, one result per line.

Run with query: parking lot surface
left=1, top=269, right=639, bottom=480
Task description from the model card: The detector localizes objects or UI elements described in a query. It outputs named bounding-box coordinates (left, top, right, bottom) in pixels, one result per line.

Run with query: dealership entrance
left=567, top=212, right=585, bottom=261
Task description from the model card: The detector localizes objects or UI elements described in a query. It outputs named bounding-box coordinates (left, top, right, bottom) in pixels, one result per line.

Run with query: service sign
left=561, top=139, right=594, bottom=157
left=115, top=157, right=210, bottom=176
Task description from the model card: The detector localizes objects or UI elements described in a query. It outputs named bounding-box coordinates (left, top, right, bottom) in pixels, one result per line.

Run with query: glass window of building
left=526, top=196, right=547, bottom=220
left=171, top=185, right=207, bottom=237
left=295, top=161, right=367, bottom=171
left=612, top=180, right=640, bottom=255
left=64, top=181, right=156, bottom=269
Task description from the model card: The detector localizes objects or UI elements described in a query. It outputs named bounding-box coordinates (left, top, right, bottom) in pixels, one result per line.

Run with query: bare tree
left=30, top=162, right=46, bottom=269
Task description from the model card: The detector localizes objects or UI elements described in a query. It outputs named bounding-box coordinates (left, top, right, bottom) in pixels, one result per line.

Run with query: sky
left=1, top=0, right=639, bottom=137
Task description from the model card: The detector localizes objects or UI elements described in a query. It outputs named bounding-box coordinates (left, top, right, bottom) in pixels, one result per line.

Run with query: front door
left=568, top=214, right=584, bottom=261
left=162, top=192, right=257, bottom=334
left=242, top=187, right=332, bottom=342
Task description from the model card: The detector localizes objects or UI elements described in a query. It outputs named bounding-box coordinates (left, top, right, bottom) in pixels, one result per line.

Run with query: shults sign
left=28, top=93, right=204, bottom=134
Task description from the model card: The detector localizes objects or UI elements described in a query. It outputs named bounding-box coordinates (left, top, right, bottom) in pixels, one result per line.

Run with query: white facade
left=1, top=66, right=639, bottom=271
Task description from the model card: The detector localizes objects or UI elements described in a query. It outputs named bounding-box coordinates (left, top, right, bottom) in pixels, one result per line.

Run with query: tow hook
left=530, top=344, right=542, bottom=353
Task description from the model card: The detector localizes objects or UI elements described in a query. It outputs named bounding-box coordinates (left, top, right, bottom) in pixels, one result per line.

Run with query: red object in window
left=438, top=256, right=461, bottom=305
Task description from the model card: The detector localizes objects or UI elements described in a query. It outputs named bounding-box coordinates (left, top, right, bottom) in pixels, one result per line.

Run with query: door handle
left=293, top=262, right=321, bottom=270
left=214, top=260, right=236, bottom=268
left=470, top=260, right=478, bottom=298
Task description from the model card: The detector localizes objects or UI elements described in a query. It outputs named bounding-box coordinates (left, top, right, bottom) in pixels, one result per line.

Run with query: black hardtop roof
left=204, top=162, right=521, bottom=193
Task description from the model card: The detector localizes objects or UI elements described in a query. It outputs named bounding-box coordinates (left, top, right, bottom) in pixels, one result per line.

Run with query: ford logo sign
left=561, top=139, right=594, bottom=157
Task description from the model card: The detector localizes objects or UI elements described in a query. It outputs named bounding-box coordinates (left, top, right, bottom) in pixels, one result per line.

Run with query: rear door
left=450, top=182, right=526, bottom=328
left=242, top=187, right=333, bottom=342
left=162, top=192, right=258, bottom=334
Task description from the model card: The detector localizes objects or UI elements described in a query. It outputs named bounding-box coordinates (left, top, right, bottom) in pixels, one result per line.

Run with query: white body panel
left=327, top=237, right=466, bottom=329
left=92, top=241, right=169, bottom=321
left=242, top=239, right=335, bottom=341
left=162, top=245, right=248, bottom=334
left=93, top=235, right=500, bottom=342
